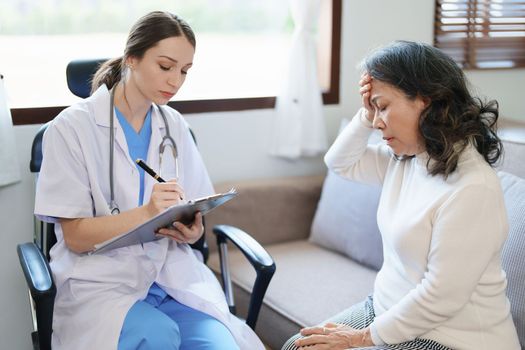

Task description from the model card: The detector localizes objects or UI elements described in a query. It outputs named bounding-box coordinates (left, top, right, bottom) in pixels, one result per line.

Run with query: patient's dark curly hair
left=361, top=40, right=502, bottom=177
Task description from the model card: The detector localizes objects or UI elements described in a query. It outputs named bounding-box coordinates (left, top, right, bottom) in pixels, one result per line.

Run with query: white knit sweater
left=324, top=110, right=520, bottom=350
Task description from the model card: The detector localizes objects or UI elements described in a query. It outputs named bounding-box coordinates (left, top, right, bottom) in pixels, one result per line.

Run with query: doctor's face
left=127, top=36, right=195, bottom=105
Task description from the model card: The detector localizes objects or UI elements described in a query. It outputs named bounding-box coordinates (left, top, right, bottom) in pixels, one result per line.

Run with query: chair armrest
left=17, top=242, right=56, bottom=350
left=213, top=225, right=276, bottom=330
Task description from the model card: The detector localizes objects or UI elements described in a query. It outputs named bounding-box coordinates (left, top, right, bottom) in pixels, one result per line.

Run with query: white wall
left=0, top=124, right=41, bottom=350
left=1, top=1, right=524, bottom=348
left=186, top=108, right=342, bottom=183
left=339, top=0, right=436, bottom=119
left=466, top=70, right=525, bottom=121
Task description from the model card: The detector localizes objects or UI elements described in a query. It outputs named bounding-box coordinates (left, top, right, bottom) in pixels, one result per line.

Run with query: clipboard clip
left=189, top=188, right=237, bottom=204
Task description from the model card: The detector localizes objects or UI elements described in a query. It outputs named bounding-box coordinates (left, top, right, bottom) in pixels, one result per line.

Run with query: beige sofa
left=205, top=126, right=525, bottom=350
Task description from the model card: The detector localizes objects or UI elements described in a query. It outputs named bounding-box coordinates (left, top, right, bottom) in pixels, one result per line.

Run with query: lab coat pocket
left=69, top=248, right=146, bottom=297
left=159, top=151, right=178, bottom=181
left=163, top=244, right=207, bottom=281
left=160, top=244, right=225, bottom=303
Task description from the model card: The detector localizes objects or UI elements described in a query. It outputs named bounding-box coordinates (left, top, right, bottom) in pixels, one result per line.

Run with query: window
left=434, top=0, right=525, bottom=69
left=2, top=0, right=341, bottom=125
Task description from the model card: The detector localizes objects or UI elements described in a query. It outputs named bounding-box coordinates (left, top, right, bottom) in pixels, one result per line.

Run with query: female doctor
left=34, top=11, right=264, bottom=350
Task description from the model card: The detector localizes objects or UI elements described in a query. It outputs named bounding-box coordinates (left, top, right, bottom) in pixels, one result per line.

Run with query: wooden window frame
left=11, top=0, right=341, bottom=126
left=434, top=0, right=525, bottom=70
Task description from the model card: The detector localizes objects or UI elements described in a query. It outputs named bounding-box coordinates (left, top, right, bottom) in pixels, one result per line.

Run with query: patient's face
left=127, top=36, right=195, bottom=105
left=369, top=80, right=427, bottom=157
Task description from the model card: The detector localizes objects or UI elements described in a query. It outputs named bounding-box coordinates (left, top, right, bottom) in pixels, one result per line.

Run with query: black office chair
left=17, top=59, right=276, bottom=350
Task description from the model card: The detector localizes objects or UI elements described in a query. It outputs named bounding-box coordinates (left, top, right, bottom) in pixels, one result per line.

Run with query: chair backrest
left=30, top=58, right=106, bottom=175
left=32, top=58, right=208, bottom=261
left=66, top=58, right=108, bottom=98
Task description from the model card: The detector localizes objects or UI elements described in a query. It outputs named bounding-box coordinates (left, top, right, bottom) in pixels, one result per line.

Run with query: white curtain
left=0, top=76, right=21, bottom=187
left=270, top=0, right=327, bottom=159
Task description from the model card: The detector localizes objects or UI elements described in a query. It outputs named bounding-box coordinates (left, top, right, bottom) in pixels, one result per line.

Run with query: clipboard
left=90, top=188, right=237, bottom=254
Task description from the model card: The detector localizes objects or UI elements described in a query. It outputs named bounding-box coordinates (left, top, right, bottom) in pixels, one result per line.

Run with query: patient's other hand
left=295, top=322, right=373, bottom=349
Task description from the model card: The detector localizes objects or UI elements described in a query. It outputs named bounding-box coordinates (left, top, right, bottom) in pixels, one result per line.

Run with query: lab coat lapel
left=143, top=106, right=165, bottom=204
left=92, top=85, right=138, bottom=171
left=92, top=84, right=111, bottom=128
left=113, top=125, right=136, bottom=170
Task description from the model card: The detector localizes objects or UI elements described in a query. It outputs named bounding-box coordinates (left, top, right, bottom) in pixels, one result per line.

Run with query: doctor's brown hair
left=91, top=11, right=196, bottom=93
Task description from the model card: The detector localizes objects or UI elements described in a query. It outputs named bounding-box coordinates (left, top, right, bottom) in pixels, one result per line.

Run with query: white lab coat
left=34, top=85, right=264, bottom=350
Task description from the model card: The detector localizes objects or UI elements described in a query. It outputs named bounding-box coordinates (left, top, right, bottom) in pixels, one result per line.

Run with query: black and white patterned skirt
left=281, top=296, right=453, bottom=350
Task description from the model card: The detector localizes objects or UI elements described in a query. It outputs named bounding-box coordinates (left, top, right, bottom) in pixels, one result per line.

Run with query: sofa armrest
left=206, top=175, right=324, bottom=251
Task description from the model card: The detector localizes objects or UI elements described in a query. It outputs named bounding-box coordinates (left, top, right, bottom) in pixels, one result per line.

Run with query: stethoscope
left=108, top=87, right=179, bottom=215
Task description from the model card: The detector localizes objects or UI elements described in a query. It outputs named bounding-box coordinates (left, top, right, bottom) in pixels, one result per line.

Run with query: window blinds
left=434, top=0, right=525, bottom=69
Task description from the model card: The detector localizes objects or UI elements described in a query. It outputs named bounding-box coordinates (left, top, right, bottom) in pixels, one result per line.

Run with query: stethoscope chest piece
left=110, top=205, right=121, bottom=215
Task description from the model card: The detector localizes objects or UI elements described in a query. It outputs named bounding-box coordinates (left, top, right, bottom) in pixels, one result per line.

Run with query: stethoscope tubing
left=108, top=87, right=178, bottom=215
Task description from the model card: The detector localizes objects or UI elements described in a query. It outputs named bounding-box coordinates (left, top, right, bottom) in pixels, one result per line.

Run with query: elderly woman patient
left=282, top=41, right=520, bottom=350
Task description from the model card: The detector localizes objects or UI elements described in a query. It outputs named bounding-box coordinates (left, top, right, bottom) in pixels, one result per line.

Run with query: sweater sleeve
left=324, top=108, right=391, bottom=186
left=371, top=183, right=508, bottom=344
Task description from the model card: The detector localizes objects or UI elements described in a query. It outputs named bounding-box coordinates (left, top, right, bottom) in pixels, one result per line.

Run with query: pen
left=136, top=158, right=185, bottom=201
left=135, top=159, right=166, bottom=183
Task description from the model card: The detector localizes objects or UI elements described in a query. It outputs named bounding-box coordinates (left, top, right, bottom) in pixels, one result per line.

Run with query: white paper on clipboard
left=90, top=188, right=237, bottom=254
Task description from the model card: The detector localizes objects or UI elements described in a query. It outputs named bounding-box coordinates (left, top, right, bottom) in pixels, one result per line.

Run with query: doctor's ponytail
left=90, top=11, right=195, bottom=95
left=91, top=57, right=123, bottom=94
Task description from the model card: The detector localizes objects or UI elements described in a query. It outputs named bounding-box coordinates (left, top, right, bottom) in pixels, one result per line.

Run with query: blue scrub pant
left=118, top=283, right=239, bottom=350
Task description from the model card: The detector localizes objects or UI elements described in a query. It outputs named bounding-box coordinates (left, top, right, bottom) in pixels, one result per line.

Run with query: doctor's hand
left=359, top=72, right=375, bottom=123
left=295, top=323, right=374, bottom=349
left=157, top=212, right=204, bottom=244
left=146, top=179, right=185, bottom=217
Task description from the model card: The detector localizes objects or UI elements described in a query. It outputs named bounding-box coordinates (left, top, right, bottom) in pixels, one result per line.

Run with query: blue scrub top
left=115, top=107, right=152, bottom=206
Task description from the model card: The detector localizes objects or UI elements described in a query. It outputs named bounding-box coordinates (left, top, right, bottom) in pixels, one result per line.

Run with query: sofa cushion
left=309, top=172, right=383, bottom=270
left=206, top=175, right=324, bottom=253
left=207, top=240, right=377, bottom=349
left=498, top=171, right=525, bottom=347
left=308, top=119, right=384, bottom=271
